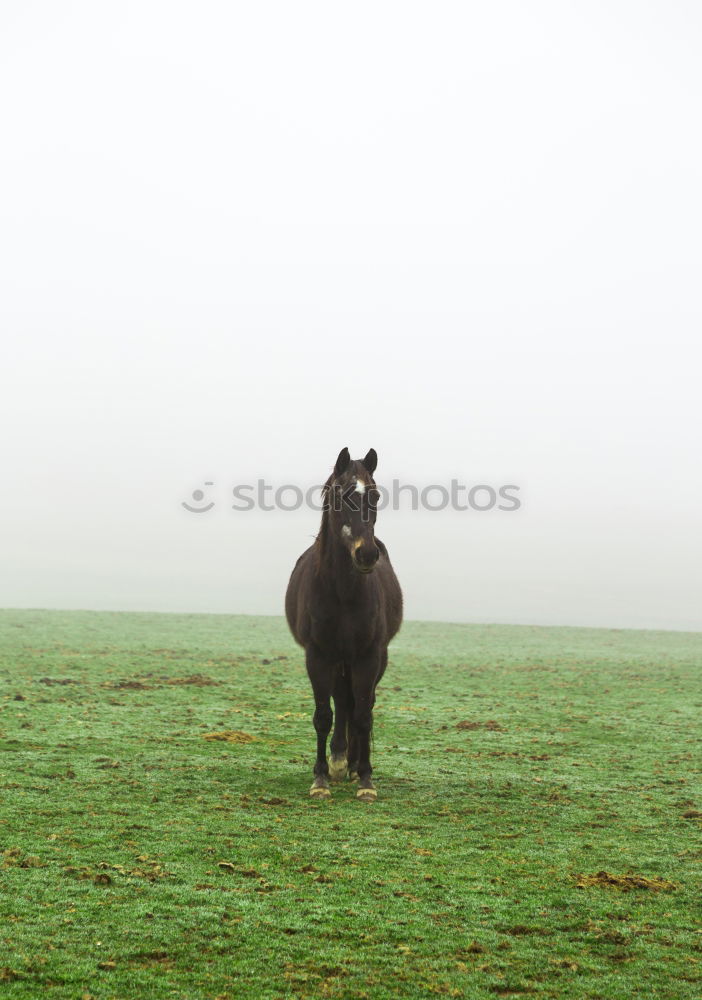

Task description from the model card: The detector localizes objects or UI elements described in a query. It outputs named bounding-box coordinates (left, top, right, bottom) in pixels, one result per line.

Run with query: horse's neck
left=317, top=526, right=364, bottom=603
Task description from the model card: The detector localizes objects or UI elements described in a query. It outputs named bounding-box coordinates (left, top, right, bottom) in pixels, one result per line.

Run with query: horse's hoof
left=309, top=779, right=331, bottom=799
left=328, top=757, right=348, bottom=782
left=356, top=786, right=377, bottom=802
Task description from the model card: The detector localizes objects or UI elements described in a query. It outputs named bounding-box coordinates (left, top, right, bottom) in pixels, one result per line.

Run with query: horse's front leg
left=329, top=669, right=351, bottom=781
left=305, top=646, right=333, bottom=798
left=350, top=650, right=381, bottom=802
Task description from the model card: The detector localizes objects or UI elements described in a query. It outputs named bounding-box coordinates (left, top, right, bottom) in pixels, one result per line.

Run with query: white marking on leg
left=328, top=756, right=348, bottom=781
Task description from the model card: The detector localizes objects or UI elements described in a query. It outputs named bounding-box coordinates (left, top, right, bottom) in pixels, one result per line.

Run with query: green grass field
left=0, top=609, right=700, bottom=999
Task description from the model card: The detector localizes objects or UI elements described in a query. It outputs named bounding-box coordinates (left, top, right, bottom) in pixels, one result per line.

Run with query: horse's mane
left=314, top=473, right=334, bottom=569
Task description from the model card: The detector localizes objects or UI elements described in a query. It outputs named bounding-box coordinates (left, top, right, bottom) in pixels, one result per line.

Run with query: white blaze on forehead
left=341, top=524, right=352, bottom=538
left=355, top=479, right=366, bottom=494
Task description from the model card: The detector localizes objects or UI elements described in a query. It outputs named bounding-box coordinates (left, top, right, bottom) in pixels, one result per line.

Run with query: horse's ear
left=362, top=448, right=378, bottom=475
left=334, top=447, right=351, bottom=477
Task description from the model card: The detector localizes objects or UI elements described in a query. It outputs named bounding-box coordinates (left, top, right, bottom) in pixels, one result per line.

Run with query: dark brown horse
left=285, top=447, right=403, bottom=801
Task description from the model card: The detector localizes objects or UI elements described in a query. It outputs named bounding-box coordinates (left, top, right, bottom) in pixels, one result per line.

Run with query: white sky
left=1, top=1, right=701, bottom=630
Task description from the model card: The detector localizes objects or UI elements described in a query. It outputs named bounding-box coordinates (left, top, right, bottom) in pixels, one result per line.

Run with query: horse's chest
left=311, top=606, right=377, bottom=661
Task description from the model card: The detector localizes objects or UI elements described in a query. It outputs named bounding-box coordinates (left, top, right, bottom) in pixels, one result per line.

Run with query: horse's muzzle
left=353, top=545, right=380, bottom=574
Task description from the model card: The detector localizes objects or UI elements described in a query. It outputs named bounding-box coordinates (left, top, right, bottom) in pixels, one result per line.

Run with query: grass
left=0, top=608, right=700, bottom=999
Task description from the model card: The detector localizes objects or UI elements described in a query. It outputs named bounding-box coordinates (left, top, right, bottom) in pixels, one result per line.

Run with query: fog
left=1, top=2, right=700, bottom=630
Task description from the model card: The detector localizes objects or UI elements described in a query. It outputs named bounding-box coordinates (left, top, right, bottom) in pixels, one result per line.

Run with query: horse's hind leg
left=306, top=647, right=333, bottom=799
left=329, top=669, right=350, bottom=781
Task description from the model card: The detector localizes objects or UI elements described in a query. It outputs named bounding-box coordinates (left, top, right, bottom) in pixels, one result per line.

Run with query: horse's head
left=325, top=446, right=381, bottom=574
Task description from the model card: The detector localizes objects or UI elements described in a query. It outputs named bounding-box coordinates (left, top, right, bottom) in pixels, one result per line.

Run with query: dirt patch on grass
left=106, top=679, right=152, bottom=690
left=574, top=871, right=677, bottom=891
left=2, top=848, right=45, bottom=869
left=165, top=674, right=220, bottom=686
left=203, top=730, right=256, bottom=744
left=499, top=925, right=551, bottom=937
left=104, top=673, right=220, bottom=690
left=64, top=857, right=172, bottom=884
left=455, top=943, right=485, bottom=956
left=488, top=986, right=536, bottom=996
left=456, top=719, right=506, bottom=731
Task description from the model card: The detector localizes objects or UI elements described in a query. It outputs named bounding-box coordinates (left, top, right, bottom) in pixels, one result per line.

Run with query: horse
left=285, top=447, right=403, bottom=802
